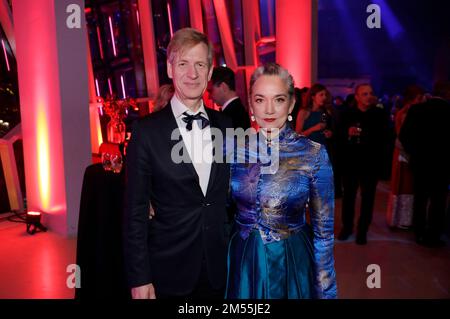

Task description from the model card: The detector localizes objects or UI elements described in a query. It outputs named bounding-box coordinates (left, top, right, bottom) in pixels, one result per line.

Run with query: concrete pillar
left=276, top=0, right=318, bottom=87
left=189, top=0, right=204, bottom=32
left=13, top=0, right=91, bottom=236
left=212, top=0, right=238, bottom=70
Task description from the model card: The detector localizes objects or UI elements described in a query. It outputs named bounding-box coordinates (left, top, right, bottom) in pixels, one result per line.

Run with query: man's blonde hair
left=167, top=28, right=213, bottom=66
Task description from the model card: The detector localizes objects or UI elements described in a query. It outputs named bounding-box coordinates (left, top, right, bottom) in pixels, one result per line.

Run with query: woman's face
left=249, top=75, right=294, bottom=131
left=312, top=90, right=327, bottom=108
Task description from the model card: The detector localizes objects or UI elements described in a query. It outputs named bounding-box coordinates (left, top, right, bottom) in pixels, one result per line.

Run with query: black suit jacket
left=222, top=98, right=250, bottom=130
left=399, top=98, right=450, bottom=176
left=123, top=104, right=232, bottom=296
left=340, top=106, right=390, bottom=177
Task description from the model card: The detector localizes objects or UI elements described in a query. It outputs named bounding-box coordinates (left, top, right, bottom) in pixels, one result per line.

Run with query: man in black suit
left=123, top=28, right=232, bottom=299
left=337, top=84, right=390, bottom=245
left=208, top=66, right=251, bottom=130
left=399, top=82, right=450, bottom=247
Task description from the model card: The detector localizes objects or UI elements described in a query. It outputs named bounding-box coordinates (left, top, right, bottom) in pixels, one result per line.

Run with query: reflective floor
left=0, top=181, right=449, bottom=299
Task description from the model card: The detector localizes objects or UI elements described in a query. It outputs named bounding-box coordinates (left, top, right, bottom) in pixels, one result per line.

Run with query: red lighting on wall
left=276, top=0, right=313, bottom=88
left=37, top=107, right=50, bottom=210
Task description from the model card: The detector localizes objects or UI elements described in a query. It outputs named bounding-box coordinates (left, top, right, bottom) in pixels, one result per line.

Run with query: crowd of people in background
left=120, top=27, right=449, bottom=302
left=146, top=67, right=449, bottom=248
left=291, top=81, right=449, bottom=247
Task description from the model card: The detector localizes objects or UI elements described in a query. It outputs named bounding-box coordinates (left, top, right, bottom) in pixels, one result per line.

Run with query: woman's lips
left=264, top=118, right=276, bottom=122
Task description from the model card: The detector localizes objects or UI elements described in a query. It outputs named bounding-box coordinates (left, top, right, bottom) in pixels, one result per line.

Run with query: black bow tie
left=182, top=111, right=210, bottom=131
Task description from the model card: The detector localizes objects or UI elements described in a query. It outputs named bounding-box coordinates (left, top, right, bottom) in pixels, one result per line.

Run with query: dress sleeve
left=309, top=145, right=337, bottom=298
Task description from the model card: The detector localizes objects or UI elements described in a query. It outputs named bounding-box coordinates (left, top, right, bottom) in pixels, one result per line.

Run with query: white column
left=212, top=0, right=238, bottom=70
left=13, top=0, right=91, bottom=236
left=189, top=0, right=204, bottom=32
left=276, top=0, right=318, bottom=87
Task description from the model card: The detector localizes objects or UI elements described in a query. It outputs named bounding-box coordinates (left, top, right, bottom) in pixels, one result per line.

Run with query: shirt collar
left=222, top=96, right=239, bottom=111
left=171, top=95, right=209, bottom=119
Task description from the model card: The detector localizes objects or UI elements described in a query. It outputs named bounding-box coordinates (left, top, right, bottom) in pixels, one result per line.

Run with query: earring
left=287, top=114, right=293, bottom=122
left=251, top=115, right=256, bottom=122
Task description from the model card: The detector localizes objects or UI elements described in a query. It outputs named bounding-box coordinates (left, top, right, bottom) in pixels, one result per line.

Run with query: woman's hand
left=311, top=122, right=327, bottom=132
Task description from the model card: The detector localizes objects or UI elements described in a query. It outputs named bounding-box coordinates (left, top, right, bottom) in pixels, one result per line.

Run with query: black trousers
left=341, top=171, right=378, bottom=234
left=157, top=257, right=225, bottom=300
left=412, top=170, right=448, bottom=241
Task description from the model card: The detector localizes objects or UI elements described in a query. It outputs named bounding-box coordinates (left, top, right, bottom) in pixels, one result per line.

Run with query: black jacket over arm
left=123, top=105, right=232, bottom=296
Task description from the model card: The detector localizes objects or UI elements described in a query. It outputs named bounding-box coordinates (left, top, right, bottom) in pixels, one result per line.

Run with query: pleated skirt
left=225, top=226, right=315, bottom=299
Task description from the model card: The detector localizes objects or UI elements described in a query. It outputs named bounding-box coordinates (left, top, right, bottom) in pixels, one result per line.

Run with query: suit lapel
left=204, top=108, right=222, bottom=197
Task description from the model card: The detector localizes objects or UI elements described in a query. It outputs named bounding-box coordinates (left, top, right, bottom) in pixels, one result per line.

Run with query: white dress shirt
left=171, top=95, right=212, bottom=196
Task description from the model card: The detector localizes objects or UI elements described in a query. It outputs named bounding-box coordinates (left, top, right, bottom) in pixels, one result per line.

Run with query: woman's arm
left=308, top=145, right=337, bottom=299
left=296, top=110, right=326, bottom=136
left=295, top=110, right=307, bottom=134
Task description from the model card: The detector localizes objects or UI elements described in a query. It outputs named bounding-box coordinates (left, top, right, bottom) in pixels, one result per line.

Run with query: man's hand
left=131, top=283, right=156, bottom=299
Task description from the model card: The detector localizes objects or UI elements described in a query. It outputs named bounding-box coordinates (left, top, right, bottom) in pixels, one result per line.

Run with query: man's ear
left=167, top=61, right=173, bottom=79
left=220, top=82, right=230, bottom=93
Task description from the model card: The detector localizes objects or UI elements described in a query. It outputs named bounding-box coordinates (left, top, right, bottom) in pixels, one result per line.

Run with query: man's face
left=207, top=82, right=225, bottom=106
left=167, top=43, right=212, bottom=108
left=355, top=85, right=375, bottom=108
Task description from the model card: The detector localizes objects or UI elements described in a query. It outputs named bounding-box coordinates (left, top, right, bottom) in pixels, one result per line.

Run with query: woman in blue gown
left=226, top=63, right=337, bottom=299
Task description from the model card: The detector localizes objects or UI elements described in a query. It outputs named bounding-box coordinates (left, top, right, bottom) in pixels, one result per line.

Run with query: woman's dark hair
left=302, top=83, right=328, bottom=111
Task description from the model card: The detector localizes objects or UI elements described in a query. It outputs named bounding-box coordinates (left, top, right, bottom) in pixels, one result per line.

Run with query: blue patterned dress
left=225, top=125, right=337, bottom=299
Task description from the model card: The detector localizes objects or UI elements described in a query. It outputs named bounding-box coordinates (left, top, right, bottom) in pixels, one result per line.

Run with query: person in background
left=337, top=84, right=390, bottom=245
left=295, top=84, right=341, bottom=196
left=208, top=66, right=250, bottom=130
left=295, top=83, right=334, bottom=146
left=399, top=81, right=450, bottom=247
left=153, top=83, right=175, bottom=112
left=386, top=85, right=425, bottom=229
